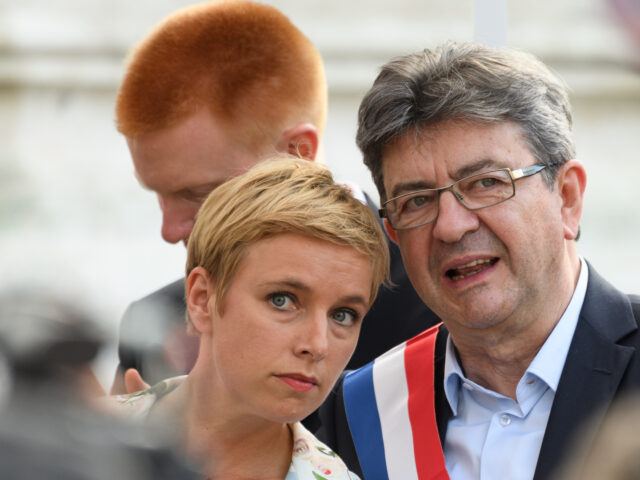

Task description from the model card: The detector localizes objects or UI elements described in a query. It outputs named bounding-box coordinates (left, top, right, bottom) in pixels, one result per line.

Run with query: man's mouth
left=446, top=258, right=498, bottom=281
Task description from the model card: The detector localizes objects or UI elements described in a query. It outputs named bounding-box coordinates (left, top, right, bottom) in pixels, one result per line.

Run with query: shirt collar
left=527, top=257, right=588, bottom=392
left=443, top=339, right=463, bottom=415
left=289, top=422, right=357, bottom=479
left=444, top=258, right=589, bottom=413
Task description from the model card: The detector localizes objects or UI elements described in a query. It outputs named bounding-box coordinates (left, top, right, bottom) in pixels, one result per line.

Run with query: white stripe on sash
left=373, top=342, right=420, bottom=479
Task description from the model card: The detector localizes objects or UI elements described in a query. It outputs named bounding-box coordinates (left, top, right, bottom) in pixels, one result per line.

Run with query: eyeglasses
left=380, top=165, right=546, bottom=230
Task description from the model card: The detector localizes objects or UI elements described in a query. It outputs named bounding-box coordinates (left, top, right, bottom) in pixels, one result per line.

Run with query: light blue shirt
left=443, top=258, right=589, bottom=480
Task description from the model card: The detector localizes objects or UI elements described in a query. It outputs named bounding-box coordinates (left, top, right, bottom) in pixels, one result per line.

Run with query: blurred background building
left=1, top=0, right=639, bottom=387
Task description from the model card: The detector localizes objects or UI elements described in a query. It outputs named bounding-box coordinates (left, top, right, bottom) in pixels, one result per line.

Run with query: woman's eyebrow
left=260, top=280, right=369, bottom=306
left=260, top=279, right=309, bottom=291
left=339, top=295, right=369, bottom=308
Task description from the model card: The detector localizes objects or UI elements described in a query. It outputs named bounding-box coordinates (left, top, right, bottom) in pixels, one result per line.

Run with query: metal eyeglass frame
left=379, top=164, right=547, bottom=230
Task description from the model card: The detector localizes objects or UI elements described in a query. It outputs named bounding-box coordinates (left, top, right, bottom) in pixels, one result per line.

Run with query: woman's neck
left=182, top=362, right=293, bottom=479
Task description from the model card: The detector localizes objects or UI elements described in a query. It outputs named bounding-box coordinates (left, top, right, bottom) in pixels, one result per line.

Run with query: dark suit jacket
left=113, top=194, right=440, bottom=389
left=315, top=263, right=640, bottom=479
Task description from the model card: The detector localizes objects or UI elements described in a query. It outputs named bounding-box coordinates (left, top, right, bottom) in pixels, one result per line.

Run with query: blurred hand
left=125, top=368, right=150, bottom=393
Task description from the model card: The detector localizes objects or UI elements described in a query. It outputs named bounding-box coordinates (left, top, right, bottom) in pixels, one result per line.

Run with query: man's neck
left=450, top=254, right=582, bottom=400
left=454, top=333, right=549, bottom=399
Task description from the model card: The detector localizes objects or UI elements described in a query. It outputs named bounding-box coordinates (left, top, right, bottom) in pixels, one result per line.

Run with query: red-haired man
left=112, top=1, right=438, bottom=394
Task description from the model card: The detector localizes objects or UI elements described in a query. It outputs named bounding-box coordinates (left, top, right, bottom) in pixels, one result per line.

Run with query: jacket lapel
left=433, top=325, right=453, bottom=445
left=533, top=264, right=637, bottom=480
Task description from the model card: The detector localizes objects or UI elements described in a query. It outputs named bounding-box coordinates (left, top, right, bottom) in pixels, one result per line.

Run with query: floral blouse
left=114, top=376, right=360, bottom=480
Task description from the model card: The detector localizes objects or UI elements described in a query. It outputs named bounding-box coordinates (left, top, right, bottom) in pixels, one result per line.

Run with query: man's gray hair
left=356, top=42, right=576, bottom=201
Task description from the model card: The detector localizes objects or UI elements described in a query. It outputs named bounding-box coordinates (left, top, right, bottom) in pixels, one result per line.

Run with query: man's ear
left=556, top=159, right=587, bottom=241
left=186, top=266, right=216, bottom=334
left=276, top=123, right=319, bottom=161
left=383, top=218, right=399, bottom=244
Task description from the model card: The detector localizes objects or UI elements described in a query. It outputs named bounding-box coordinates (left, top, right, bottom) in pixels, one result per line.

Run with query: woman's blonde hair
left=186, top=157, right=390, bottom=326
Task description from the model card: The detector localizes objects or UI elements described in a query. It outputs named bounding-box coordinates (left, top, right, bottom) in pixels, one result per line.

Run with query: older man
left=111, top=1, right=438, bottom=393
left=317, top=42, right=640, bottom=480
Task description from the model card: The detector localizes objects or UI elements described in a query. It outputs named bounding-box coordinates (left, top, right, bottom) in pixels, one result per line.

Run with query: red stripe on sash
left=405, top=324, right=449, bottom=480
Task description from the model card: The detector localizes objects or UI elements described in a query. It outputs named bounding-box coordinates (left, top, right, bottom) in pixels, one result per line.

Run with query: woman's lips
left=275, top=374, right=318, bottom=393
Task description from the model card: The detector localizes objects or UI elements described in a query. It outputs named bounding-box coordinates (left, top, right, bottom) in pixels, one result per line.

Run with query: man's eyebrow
left=133, top=173, right=221, bottom=197
left=177, top=182, right=221, bottom=197
left=452, top=159, right=505, bottom=180
left=389, top=159, right=507, bottom=199
left=390, top=180, right=435, bottom=199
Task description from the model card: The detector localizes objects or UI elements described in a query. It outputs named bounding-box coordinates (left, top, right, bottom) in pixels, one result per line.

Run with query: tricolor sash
left=343, top=324, right=448, bottom=480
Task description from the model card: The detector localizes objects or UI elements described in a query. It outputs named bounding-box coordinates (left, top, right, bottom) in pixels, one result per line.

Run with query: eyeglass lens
left=387, top=169, right=515, bottom=229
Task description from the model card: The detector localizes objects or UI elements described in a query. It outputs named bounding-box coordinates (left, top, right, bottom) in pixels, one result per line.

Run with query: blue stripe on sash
left=343, top=362, right=389, bottom=480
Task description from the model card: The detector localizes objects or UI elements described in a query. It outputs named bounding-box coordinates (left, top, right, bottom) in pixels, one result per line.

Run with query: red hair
left=115, top=1, right=327, bottom=148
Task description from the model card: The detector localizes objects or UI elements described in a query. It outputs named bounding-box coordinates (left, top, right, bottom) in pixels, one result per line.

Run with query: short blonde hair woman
left=115, top=157, right=389, bottom=480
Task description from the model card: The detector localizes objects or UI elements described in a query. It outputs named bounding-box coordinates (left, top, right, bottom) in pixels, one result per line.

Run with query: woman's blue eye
left=270, top=293, right=293, bottom=309
left=332, top=309, right=358, bottom=326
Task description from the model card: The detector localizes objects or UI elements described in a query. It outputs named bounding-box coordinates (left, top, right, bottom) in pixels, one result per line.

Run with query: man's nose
left=158, top=197, right=195, bottom=244
left=431, top=190, right=480, bottom=243
left=294, top=312, right=329, bottom=361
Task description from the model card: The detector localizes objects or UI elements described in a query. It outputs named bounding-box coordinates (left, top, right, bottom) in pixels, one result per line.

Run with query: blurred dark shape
left=0, top=288, right=199, bottom=479
left=554, top=393, right=640, bottom=480
left=0, top=290, right=101, bottom=378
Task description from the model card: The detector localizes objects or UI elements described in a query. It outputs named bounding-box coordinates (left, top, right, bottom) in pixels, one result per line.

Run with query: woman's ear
left=186, top=267, right=216, bottom=334
left=556, top=160, right=587, bottom=241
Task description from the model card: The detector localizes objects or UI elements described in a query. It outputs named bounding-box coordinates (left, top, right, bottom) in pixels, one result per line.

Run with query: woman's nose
left=294, top=312, right=329, bottom=361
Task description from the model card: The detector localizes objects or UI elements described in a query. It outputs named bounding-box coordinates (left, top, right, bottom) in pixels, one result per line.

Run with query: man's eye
left=331, top=309, right=358, bottom=326
left=269, top=293, right=294, bottom=309
left=403, top=194, right=434, bottom=212
left=473, top=177, right=499, bottom=188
